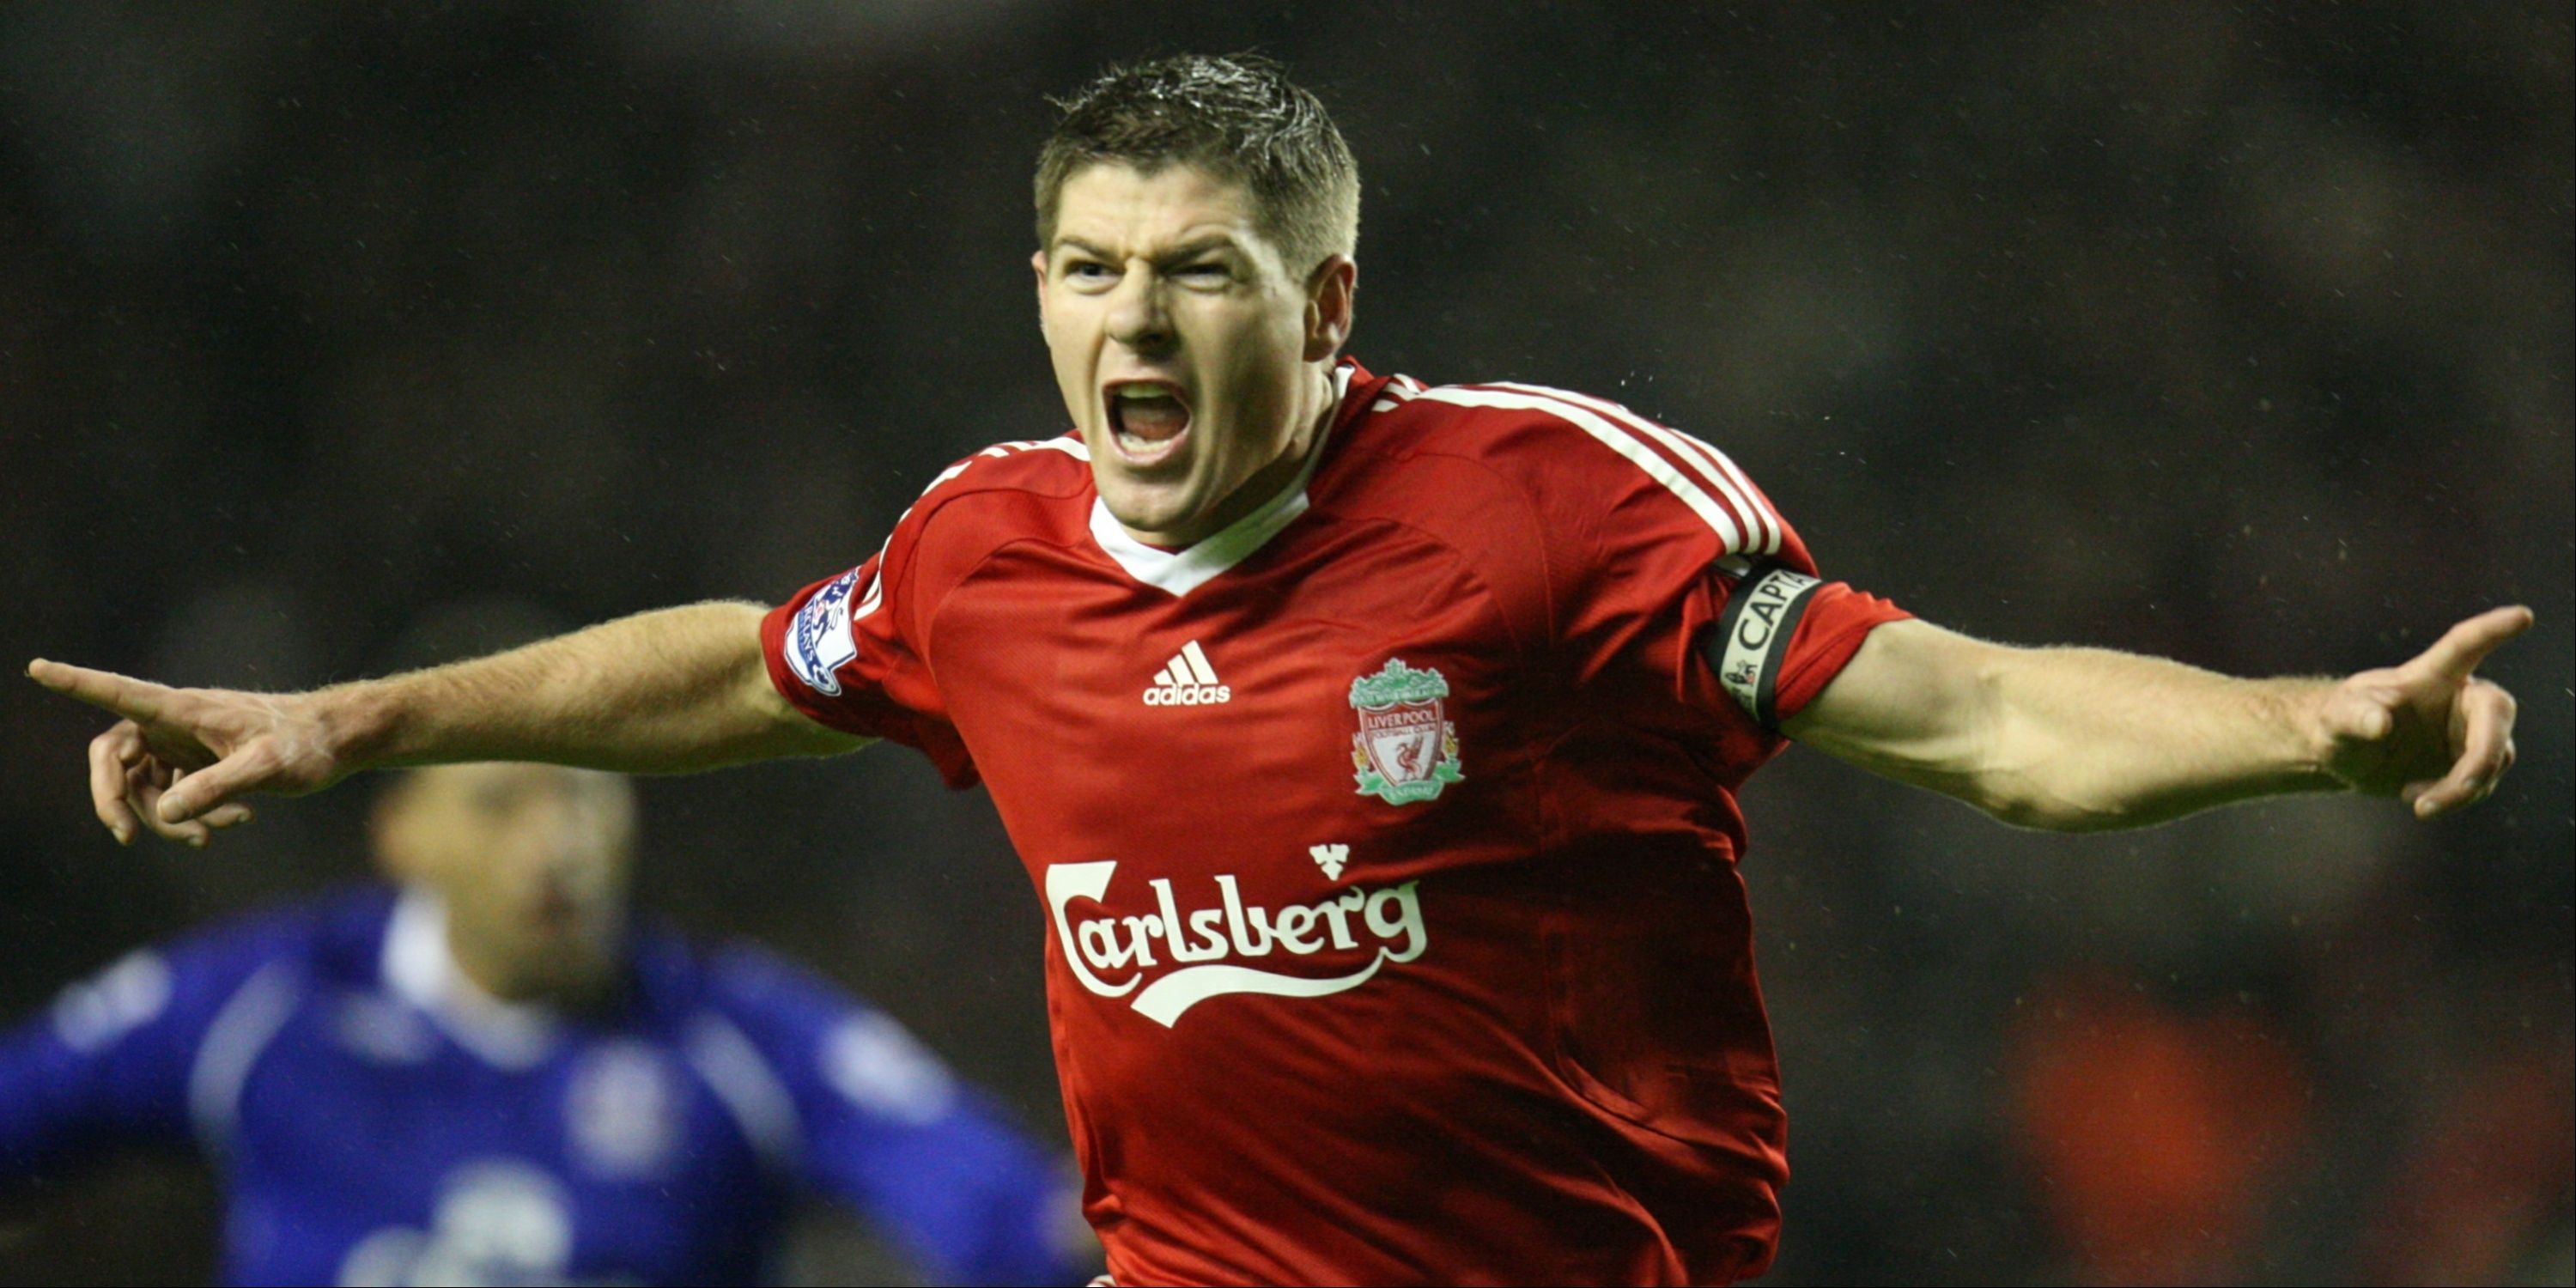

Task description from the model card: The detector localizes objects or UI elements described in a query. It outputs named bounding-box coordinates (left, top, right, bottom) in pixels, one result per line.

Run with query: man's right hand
left=25, top=660, right=353, bottom=847
left=30, top=603, right=864, bottom=848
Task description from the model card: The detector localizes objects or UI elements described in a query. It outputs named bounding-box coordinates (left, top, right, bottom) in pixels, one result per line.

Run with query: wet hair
left=1036, top=53, right=1360, bottom=278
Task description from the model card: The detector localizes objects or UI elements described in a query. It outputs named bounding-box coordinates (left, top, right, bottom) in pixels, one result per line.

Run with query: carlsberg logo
left=1045, top=860, right=1427, bottom=1027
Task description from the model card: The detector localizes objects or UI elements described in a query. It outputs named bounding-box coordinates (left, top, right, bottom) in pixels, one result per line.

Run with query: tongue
left=1120, top=397, right=1188, bottom=442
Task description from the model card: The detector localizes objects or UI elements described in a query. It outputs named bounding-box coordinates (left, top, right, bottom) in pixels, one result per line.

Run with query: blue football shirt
left=0, top=886, right=1081, bottom=1285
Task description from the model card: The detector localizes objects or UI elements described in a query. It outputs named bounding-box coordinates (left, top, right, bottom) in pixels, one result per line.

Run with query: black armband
left=1704, top=562, right=1824, bottom=730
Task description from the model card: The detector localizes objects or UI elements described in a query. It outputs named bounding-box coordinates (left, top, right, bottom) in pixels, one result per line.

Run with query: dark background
left=2, top=3, right=2567, bottom=1283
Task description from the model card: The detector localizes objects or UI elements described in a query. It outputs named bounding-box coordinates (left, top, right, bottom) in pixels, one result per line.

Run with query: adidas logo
left=1143, top=641, right=1231, bottom=707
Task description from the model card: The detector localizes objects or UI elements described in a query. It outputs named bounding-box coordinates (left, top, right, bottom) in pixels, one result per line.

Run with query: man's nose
left=531, top=816, right=598, bottom=877
left=1105, top=270, right=1174, bottom=354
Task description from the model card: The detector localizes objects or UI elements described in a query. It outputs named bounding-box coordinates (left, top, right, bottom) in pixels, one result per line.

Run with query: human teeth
left=1111, top=384, right=1189, bottom=453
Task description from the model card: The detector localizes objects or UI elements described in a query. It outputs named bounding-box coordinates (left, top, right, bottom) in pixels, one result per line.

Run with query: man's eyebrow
left=1050, top=234, right=1246, bottom=264
left=1153, top=235, right=1244, bottom=264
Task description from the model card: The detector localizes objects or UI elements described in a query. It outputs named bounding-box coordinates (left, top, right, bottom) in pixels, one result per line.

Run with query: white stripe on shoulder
left=1664, top=425, right=1780, bottom=556
left=1488, top=383, right=1778, bottom=554
left=189, top=960, right=303, bottom=1157
left=851, top=557, right=888, bottom=623
left=685, top=1014, right=805, bottom=1175
left=1416, top=386, right=1750, bottom=553
left=854, top=435, right=1087, bottom=623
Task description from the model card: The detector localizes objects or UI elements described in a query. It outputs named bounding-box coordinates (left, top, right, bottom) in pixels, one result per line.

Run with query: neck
left=1257, top=365, right=1341, bottom=497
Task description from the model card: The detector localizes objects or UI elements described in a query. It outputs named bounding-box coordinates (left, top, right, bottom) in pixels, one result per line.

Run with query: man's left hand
left=2314, top=605, right=2531, bottom=818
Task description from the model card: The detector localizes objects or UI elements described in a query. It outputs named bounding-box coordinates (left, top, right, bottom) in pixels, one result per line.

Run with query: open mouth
left=1107, top=381, right=1193, bottom=467
left=528, top=884, right=584, bottom=932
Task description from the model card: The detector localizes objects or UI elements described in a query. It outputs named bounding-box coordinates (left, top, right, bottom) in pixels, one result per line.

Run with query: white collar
left=382, top=890, right=562, bottom=1070
left=1089, top=364, right=1352, bottom=598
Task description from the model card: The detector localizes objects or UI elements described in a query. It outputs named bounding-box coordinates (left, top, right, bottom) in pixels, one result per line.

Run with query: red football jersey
left=762, top=361, right=1908, bottom=1285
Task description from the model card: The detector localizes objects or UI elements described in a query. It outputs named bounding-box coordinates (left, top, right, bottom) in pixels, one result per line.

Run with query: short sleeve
left=707, top=951, right=1086, bottom=1285
left=1704, top=570, right=1910, bottom=727
left=761, top=494, right=977, bottom=788
left=1501, top=384, right=1909, bottom=736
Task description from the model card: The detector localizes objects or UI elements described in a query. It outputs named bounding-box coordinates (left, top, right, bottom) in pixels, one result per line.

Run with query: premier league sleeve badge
left=787, top=570, right=865, bottom=697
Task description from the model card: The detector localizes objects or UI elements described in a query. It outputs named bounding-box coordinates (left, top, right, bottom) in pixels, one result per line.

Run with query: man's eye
left=1177, top=264, right=1230, bottom=282
left=1067, top=261, right=1115, bottom=281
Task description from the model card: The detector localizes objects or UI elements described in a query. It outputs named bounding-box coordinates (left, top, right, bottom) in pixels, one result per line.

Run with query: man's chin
left=1097, top=478, right=1213, bottom=545
left=521, top=939, right=618, bottom=993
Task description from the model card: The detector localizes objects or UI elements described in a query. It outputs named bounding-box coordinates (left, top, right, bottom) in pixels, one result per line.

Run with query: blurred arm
left=0, top=1004, right=147, bottom=1183
left=0, top=941, right=253, bottom=1183
left=1784, top=608, right=2528, bottom=831
left=27, top=600, right=866, bottom=845
left=709, top=953, right=1097, bottom=1285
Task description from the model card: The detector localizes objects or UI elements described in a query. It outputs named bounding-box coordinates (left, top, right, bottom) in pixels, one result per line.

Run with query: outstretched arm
left=1784, top=606, right=2529, bottom=831
left=27, top=600, right=867, bottom=847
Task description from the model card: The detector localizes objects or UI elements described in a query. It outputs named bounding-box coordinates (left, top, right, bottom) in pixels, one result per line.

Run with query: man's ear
left=1303, top=254, right=1358, bottom=362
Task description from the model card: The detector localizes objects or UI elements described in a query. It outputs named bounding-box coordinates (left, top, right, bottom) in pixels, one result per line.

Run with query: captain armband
left=1703, top=562, right=1824, bottom=731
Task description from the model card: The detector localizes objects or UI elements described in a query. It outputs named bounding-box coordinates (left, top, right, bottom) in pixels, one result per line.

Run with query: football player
left=30, top=55, right=2526, bottom=1285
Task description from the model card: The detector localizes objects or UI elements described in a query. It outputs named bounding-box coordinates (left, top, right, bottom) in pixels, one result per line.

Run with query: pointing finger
left=2414, top=606, right=2535, bottom=680
left=27, top=659, right=177, bottom=723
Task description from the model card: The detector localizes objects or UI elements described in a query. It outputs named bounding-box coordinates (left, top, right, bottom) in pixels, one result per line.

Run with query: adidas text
left=1143, top=640, right=1230, bottom=706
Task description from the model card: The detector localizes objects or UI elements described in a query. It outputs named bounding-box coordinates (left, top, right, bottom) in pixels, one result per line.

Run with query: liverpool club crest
left=1349, top=659, right=1465, bottom=805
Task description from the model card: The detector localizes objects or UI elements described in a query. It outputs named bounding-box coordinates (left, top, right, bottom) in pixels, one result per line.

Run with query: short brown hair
left=1036, top=54, right=1360, bottom=279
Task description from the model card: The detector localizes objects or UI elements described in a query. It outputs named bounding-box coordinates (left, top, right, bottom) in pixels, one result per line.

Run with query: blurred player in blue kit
left=0, top=761, right=1091, bottom=1285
